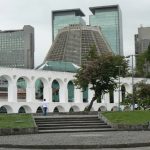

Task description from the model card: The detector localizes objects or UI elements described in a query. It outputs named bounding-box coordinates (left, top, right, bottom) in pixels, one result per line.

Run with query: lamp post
left=125, top=54, right=137, bottom=111
left=116, top=66, right=122, bottom=111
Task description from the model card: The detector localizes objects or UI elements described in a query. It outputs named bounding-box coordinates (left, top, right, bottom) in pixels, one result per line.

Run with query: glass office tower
left=52, top=9, right=86, bottom=41
left=89, top=5, right=123, bottom=55
left=0, top=25, right=34, bottom=68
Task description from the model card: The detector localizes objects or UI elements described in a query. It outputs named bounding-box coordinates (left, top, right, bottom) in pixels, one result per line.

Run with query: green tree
left=135, top=81, right=150, bottom=109
left=74, top=47, right=128, bottom=111
left=121, top=93, right=132, bottom=105
left=123, top=81, right=150, bottom=109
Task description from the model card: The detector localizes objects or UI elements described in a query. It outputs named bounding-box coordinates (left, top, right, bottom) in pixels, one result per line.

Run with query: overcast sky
left=0, top=0, right=150, bottom=67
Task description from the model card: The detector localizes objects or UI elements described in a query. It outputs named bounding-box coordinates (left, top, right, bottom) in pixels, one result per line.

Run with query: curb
left=0, top=143, right=150, bottom=149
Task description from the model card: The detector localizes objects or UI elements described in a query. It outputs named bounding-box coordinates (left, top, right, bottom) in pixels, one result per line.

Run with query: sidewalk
left=0, top=131, right=150, bottom=149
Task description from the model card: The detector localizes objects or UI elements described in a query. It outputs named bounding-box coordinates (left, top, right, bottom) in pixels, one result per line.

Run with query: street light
left=116, top=65, right=122, bottom=111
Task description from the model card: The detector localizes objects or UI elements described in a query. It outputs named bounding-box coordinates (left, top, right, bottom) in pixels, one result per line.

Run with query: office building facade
left=0, top=25, right=34, bottom=69
left=52, top=9, right=86, bottom=41
left=89, top=5, right=123, bottom=55
left=135, top=26, right=150, bottom=54
left=45, top=24, right=112, bottom=66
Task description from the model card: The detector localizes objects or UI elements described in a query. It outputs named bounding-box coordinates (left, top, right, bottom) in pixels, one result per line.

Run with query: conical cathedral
left=44, top=24, right=112, bottom=66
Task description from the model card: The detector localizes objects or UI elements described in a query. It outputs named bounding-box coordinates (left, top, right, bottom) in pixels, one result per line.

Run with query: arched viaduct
left=0, top=67, right=149, bottom=113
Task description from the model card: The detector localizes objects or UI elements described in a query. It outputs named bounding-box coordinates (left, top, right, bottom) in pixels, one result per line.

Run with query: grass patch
left=102, top=111, right=150, bottom=125
left=0, top=114, right=35, bottom=128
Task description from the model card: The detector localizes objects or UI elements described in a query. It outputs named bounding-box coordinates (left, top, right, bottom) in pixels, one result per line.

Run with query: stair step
left=37, top=122, right=107, bottom=127
left=34, top=115, right=98, bottom=118
left=34, top=115, right=97, bottom=118
left=38, top=125, right=111, bottom=130
left=38, top=128, right=116, bottom=133
left=35, top=120, right=104, bottom=124
left=34, top=115, right=113, bottom=134
left=35, top=118, right=99, bottom=121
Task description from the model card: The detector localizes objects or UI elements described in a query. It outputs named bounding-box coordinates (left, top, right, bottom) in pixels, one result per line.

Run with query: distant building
left=36, top=61, right=79, bottom=73
left=89, top=5, right=123, bottom=55
left=45, top=24, right=112, bottom=66
left=135, top=26, right=150, bottom=54
left=52, top=8, right=86, bottom=41
left=0, top=25, right=34, bottom=69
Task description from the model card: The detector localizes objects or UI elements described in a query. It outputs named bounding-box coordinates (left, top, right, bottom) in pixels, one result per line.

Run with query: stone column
left=26, top=82, right=35, bottom=102
left=8, top=80, right=17, bottom=102
left=74, top=88, right=82, bottom=103
left=43, top=84, right=51, bottom=102
left=114, top=89, right=119, bottom=104
left=88, top=88, right=94, bottom=103
left=60, top=82, right=68, bottom=103
left=48, top=83, right=52, bottom=103
left=104, top=93, right=110, bottom=104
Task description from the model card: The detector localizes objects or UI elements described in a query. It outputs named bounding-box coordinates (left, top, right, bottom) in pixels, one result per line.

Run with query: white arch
left=67, top=80, right=75, bottom=102
left=0, top=105, right=13, bottom=113
left=34, top=77, right=49, bottom=101
left=122, top=83, right=130, bottom=93
left=18, top=105, right=32, bottom=113
left=53, top=105, right=65, bottom=112
left=36, top=106, right=43, bottom=113
left=36, top=77, right=49, bottom=87
left=52, top=78, right=64, bottom=103
left=0, top=75, right=12, bottom=83
left=84, top=105, right=95, bottom=111
left=98, top=106, right=107, bottom=112
left=70, top=105, right=80, bottom=112
left=0, top=67, right=150, bottom=114
left=16, top=76, right=31, bottom=85
left=111, top=106, right=119, bottom=111
left=0, top=75, right=13, bottom=102
left=16, top=76, right=31, bottom=102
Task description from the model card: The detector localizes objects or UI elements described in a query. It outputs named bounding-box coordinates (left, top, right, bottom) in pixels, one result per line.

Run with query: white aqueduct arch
left=0, top=67, right=149, bottom=113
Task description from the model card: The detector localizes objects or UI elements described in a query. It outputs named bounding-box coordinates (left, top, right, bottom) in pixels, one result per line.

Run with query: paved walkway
left=0, top=131, right=150, bottom=149
left=0, top=148, right=150, bottom=150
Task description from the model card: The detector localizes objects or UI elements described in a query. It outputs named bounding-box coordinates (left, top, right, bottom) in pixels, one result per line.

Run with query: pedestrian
left=42, top=99, right=48, bottom=116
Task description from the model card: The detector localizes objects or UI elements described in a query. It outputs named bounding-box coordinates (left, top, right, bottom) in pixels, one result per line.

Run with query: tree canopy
left=122, top=81, right=150, bottom=110
left=74, top=46, right=128, bottom=111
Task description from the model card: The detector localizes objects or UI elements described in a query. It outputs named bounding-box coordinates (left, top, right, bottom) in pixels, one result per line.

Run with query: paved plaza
left=0, top=131, right=150, bottom=149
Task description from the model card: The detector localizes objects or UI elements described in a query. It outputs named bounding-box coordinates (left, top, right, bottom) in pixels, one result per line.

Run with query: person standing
left=42, top=99, right=48, bottom=116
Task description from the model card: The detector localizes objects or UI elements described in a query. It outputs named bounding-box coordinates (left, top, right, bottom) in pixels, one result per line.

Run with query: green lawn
left=102, top=111, right=150, bottom=125
left=0, top=114, right=36, bottom=128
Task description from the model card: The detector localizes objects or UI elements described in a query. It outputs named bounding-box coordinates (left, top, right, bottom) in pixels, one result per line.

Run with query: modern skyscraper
left=89, top=5, right=123, bottom=55
left=0, top=25, right=34, bottom=69
left=45, top=24, right=112, bottom=66
left=52, top=8, right=86, bottom=41
left=135, top=26, right=150, bottom=54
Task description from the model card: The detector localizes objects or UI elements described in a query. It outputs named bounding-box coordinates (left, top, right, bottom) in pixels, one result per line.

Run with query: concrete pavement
left=0, top=148, right=150, bottom=150
left=0, top=131, right=150, bottom=149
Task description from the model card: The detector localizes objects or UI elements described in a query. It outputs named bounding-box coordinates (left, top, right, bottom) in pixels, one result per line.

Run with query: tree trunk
left=86, top=96, right=97, bottom=111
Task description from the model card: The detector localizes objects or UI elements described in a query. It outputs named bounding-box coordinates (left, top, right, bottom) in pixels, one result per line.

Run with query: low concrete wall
left=98, top=112, right=150, bottom=131
left=0, top=127, right=38, bottom=136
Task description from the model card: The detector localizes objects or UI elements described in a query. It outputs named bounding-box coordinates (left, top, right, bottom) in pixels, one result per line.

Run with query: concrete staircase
left=34, top=114, right=116, bottom=133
